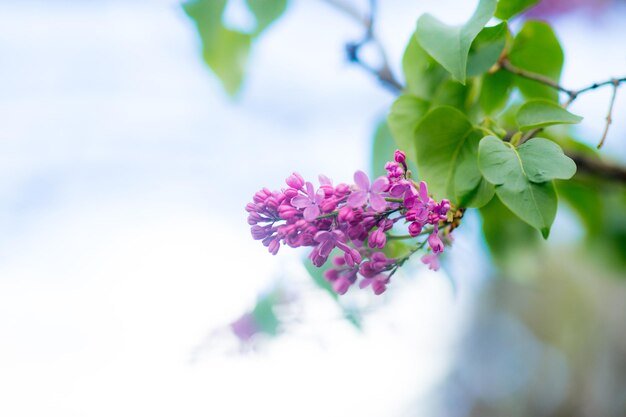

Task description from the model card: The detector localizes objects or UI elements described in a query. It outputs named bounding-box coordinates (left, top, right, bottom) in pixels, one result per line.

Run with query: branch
left=597, top=78, right=620, bottom=149
left=501, top=59, right=626, bottom=147
left=500, top=58, right=626, bottom=107
left=568, top=152, right=626, bottom=183
left=320, top=0, right=402, bottom=93
left=500, top=59, right=576, bottom=98
left=321, top=4, right=626, bottom=185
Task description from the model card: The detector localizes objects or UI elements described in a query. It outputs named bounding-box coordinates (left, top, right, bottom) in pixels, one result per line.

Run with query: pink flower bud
left=394, top=150, right=406, bottom=164
left=286, top=172, right=305, bottom=189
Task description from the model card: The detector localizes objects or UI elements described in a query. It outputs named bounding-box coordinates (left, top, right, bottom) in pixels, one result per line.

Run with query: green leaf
left=184, top=0, right=253, bottom=96
left=432, top=79, right=474, bottom=111
left=557, top=178, right=604, bottom=237
left=414, top=106, right=490, bottom=204
left=245, top=0, right=288, bottom=35
left=508, top=21, right=564, bottom=101
left=387, top=95, right=429, bottom=159
left=516, top=99, right=583, bottom=130
left=371, top=120, right=397, bottom=178
left=480, top=196, right=540, bottom=265
left=479, top=70, right=513, bottom=114
left=454, top=133, right=496, bottom=207
left=416, top=0, right=497, bottom=84
left=467, top=22, right=508, bottom=77
left=478, top=136, right=576, bottom=237
left=402, top=34, right=448, bottom=99
left=495, top=0, right=539, bottom=20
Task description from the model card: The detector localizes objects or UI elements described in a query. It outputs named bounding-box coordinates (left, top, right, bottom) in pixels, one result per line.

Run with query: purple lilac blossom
left=245, top=150, right=455, bottom=295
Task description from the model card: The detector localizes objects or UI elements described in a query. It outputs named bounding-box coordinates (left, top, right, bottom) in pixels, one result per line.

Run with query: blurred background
left=0, top=0, right=625, bottom=416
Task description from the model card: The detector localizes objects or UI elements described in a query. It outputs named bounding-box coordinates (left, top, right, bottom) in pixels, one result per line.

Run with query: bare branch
left=320, top=0, right=402, bottom=93
left=597, top=78, right=620, bottom=149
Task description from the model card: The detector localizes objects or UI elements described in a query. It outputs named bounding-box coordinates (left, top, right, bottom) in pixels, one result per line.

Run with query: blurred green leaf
left=371, top=120, right=397, bottom=178
left=402, top=34, right=448, bottom=99
left=245, top=0, right=288, bottom=35
left=516, top=99, right=583, bottom=130
left=251, top=292, right=281, bottom=335
left=416, top=0, right=497, bottom=84
left=480, top=196, right=540, bottom=264
left=495, top=0, right=539, bottom=20
left=414, top=106, right=487, bottom=204
left=432, top=79, right=475, bottom=111
left=387, top=95, right=429, bottom=160
left=467, top=22, right=508, bottom=77
left=454, top=134, right=496, bottom=207
left=478, top=136, right=575, bottom=237
left=480, top=70, right=514, bottom=114
left=508, top=21, right=564, bottom=101
left=184, top=0, right=252, bottom=96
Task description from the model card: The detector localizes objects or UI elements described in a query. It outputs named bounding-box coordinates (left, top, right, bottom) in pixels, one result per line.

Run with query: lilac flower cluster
left=246, top=150, right=454, bottom=295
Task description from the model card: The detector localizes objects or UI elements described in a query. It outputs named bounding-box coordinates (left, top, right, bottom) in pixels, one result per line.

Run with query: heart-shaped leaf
left=478, top=136, right=576, bottom=237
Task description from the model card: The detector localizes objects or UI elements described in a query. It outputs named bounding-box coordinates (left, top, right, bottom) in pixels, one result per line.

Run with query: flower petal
left=371, top=176, right=389, bottom=193
left=303, top=205, right=320, bottom=221
left=419, top=181, right=429, bottom=202
left=290, top=195, right=311, bottom=209
left=369, top=192, right=388, bottom=212
left=347, top=191, right=368, bottom=208
left=353, top=170, right=370, bottom=191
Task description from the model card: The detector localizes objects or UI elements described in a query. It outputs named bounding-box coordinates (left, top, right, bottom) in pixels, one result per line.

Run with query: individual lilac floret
left=286, top=172, right=305, bottom=190
left=428, top=227, right=444, bottom=253
left=348, top=170, right=389, bottom=212
left=291, top=181, right=323, bottom=221
left=421, top=253, right=440, bottom=271
left=309, top=230, right=362, bottom=267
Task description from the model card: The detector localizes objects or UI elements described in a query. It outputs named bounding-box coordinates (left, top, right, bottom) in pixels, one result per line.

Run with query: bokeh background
left=0, top=0, right=625, bottom=416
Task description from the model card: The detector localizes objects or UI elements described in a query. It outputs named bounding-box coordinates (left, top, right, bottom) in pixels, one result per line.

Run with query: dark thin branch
left=569, top=152, right=626, bottom=183
left=321, top=0, right=402, bottom=93
left=500, top=58, right=626, bottom=108
left=597, top=78, right=620, bottom=149
left=500, top=59, right=575, bottom=97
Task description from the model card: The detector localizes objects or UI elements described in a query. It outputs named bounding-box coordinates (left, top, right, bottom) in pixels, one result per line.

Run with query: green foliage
left=416, top=0, right=497, bottom=84
left=478, top=136, right=576, bottom=237
left=508, top=21, right=564, bottom=101
left=402, top=35, right=449, bottom=99
left=371, top=120, right=398, bottom=178
left=387, top=95, right=429, bottom=159
left=480, top=70, right=514, bottom=115
left=183, top=0, right=288, bottom=96
left=414, top=106, right=494, bottom=207
left=467, top=22, right=508, bottom=77
left=245, top=0, right=288, bottom=34
left=480, top=196, right=540, bottom=264
left=516, top=99, right=583, bottom=130
left=495, top=0, right=540, bottom=20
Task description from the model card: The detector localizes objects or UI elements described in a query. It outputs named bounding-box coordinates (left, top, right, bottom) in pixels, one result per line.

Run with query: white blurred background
left=0, top=0, right=624, bottom=416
